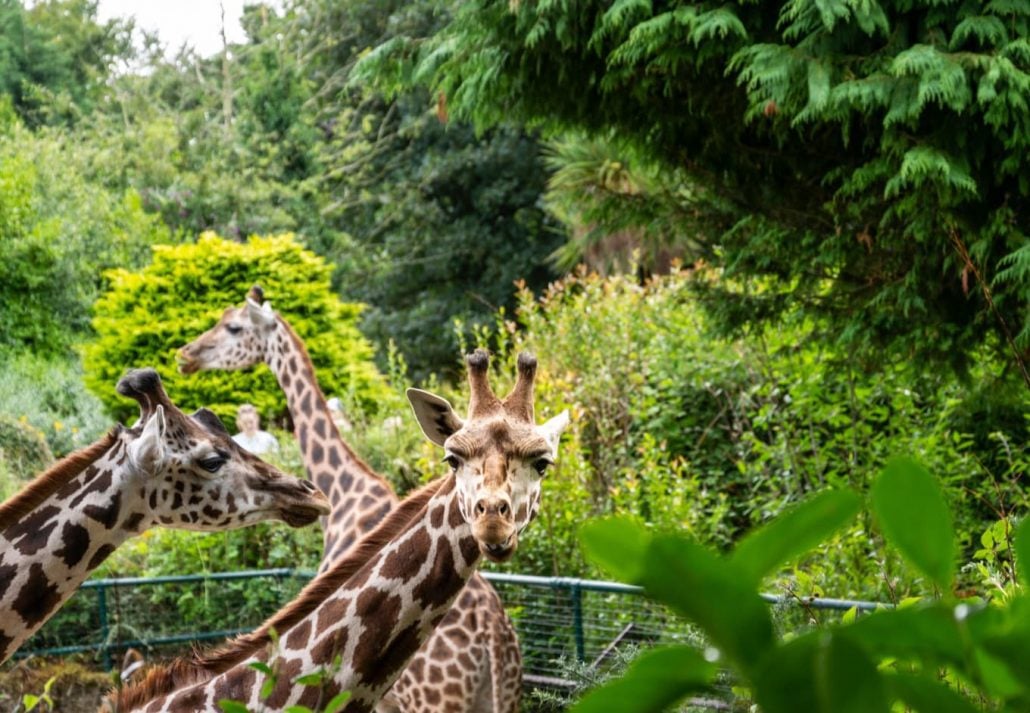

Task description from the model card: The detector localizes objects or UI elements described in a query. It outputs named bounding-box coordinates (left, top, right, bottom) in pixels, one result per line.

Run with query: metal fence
left=12, top=569, right=884, bottom=688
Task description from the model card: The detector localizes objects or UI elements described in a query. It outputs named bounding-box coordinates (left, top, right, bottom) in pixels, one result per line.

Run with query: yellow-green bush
left=83, top=232, right=390, bottom=426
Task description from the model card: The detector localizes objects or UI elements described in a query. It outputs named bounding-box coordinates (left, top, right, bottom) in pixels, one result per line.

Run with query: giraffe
left=0, top=368, right=330, bottom=664
left=109, top=350, right=569, bottom=713
left=177, top=287, right=525, bottom=711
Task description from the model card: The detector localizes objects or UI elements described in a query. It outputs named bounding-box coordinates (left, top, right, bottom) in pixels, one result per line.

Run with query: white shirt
left=232, top=430, right=280, bottom=455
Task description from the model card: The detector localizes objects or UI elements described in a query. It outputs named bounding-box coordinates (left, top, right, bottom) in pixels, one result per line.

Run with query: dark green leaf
left=843, top=604, right=966, bottom=668
left=323, top=691, right=352, bottom=713
left=1014, top=518, right=1030, bottom=588
left=248, top=661, right=274, bottom=676
left=295, top=671, right=325, bottom=686
left=969, top=596, right=1030, bottom=690
left=217, top=701, right=250, bottom=713
left=571, top=645, right=716, bottom=713
left=641, top=534, right=774, bottom=671
left=579, top=516, right=651, bottom=583
left=755, top=631, right=888, bottom=713
left=871, top=457, right=955, bottom=590
left=887, top=672, right=980, bottom=713
left=731, top=489, right=860, bottom=583
left=973, top=647, right=1024, bottom=698
left=260, top=674, right=276, bottom=701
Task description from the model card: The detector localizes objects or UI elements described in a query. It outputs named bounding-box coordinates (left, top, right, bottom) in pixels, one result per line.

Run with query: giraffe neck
left=140, top=475, right=480, bottom=713
left=0, top=435, right=147, bottom=662
left=265, top=318, right=397, bottom=562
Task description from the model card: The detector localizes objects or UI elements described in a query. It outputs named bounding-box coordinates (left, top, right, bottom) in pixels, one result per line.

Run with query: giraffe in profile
left=0, top=368, right=329, bottom=663
left=178, top=288, right=524, bottom=710
left=111, top=350, right=569, bottom=713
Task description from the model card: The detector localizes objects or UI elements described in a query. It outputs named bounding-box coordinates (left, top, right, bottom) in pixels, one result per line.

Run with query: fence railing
left=13, top=568, right=886, bottom=685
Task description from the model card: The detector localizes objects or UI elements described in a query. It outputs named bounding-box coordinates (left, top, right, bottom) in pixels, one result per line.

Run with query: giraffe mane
left=0, top=426, right=122, bottom=533
left=274, top=313, right=395, bottom=492
left=107, top=475, right=448, bottom=711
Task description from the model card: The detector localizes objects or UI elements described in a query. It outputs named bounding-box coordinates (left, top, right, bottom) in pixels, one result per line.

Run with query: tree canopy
left=362, top=0, right=1030, bottom=377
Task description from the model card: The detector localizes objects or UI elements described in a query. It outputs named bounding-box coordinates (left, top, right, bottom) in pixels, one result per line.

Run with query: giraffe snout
left=474, top=495, right=512, bottom=519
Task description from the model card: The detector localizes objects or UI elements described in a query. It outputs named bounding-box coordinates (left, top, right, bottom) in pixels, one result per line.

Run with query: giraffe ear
left=129, top=406, right=168, bottom=473
left=537, top=410, right=570, bottom=454
left=245, top=298, right=276, bottom=329
left=407, top=388, right=463, bottom=447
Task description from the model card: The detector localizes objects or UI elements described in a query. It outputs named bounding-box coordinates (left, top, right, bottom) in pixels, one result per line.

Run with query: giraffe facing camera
left=177, top=288, right=528, bottom=711
left=107, top=351, right=569, bottom=712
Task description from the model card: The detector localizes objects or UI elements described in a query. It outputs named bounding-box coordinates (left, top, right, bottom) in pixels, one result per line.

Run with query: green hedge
left=83, top=232, right=390, bottom=426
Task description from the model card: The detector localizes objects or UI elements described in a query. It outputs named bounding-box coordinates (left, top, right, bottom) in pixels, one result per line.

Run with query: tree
left=0, top=0, right=133, bottom=125
left=295, top=0, right=565, bottom=379
left=0, top=121, right=170, bottom=354
left=361, top=0, right=1030, bottom=378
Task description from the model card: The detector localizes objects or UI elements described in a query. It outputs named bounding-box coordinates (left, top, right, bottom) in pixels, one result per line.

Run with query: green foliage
left=366, top=0, right=1030, bottom=374
left=871, top=456, right=956, bottom=591
left=476, top=269, right=1026, bottom=601
left=83, top=232, right=390, bottom=426
left=573, top=462, right=1030, bottom=711
left=20, top=675, right=54, bottom=712
left=0, top=122, right=171, bottom=354
left=322, top=115, right=565, bottom=381
left=0, top=415, right=51, bottom=501
left=0, top=352, right=109, bottom=458
left=0, top=0, right=133, bottom=126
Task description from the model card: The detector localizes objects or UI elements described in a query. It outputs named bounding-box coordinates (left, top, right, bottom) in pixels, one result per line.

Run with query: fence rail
left=12, top=569, right=886, bottom=683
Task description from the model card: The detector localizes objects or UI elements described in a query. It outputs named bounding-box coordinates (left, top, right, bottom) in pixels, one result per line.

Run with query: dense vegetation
left=0, top=0, right=1027, bottom=710
left=363, top=0, right=1030, bottom=378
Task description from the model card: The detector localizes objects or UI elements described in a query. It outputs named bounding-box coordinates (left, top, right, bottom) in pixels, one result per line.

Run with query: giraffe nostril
left=475, top=501, right=486, bottom=516
left=498, top=502, right=510, bottom=517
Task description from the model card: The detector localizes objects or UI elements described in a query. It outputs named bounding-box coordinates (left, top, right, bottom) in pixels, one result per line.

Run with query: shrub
left=0, top=415, right=52, bottom=501
left=473, top=269, right=1025, bottom=599
left=83, top=232, right=391, bottom=426
left=0, top=352, right=109, bottom=458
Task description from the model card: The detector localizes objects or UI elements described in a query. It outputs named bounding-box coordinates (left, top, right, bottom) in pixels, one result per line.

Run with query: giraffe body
left=0, top=368, right=329, bottom=663
left=178, top=291, right=524, bottom=710
left=114, top=351, right=568, bottom=713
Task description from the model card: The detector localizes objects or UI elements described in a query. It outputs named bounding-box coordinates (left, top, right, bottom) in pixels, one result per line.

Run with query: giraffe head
left=117, top=368, right=329, bottom=530
left=177, top=285, right=276, bottom=374
left=407, top=350, right=569, bottom=563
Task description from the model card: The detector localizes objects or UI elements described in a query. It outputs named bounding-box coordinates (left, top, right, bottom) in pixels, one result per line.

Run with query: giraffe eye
left=226, top=323, right=243, bottom=335
left=443, top=455, right=462, bottom=471
left=198, top=455, right=226, bottom=473
left=532, top=458, right=552, bottom=476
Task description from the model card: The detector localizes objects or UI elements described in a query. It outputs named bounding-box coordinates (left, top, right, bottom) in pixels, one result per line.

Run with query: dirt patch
left=0, top=657, right=110, bottom=713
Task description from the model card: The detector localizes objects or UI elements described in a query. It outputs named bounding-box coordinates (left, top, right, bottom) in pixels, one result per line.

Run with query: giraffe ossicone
left=110, top=350, right=569, bottom=713
left=0, top=367, right=329, bottom=664
left=177, top=288, right=528, bottom=711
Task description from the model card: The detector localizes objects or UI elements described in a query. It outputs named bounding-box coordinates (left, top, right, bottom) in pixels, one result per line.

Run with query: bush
left=83, top=232, right=391, bottom=426
left=472, top=269, right=1026, bottom=599
left=0, top=415, right=52, bottom=501
left=0, top=352, right=109, bottom=459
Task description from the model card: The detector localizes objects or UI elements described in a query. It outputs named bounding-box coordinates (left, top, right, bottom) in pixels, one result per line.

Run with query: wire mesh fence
left=11, top=568, right=884, bottom=695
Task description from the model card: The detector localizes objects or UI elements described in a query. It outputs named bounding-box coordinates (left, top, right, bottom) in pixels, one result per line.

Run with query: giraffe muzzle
left=473, top=513, right=518, bottom=563
left=480, top=531, right=517, bottom=563
left=176, top=346, right=205, bottom=374
left=269, top=480, right=331, bottom=526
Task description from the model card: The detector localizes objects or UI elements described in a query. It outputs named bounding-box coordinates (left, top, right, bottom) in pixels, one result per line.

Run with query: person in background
left=326, top=396, right=353, bottom=433
left=232, top=403, right=279, bottom=455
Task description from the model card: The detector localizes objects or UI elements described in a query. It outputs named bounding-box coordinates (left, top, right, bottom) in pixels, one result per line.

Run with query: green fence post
left=571, top=582, right=585, bottom=662
left=97, top=584, right=112, bottom=672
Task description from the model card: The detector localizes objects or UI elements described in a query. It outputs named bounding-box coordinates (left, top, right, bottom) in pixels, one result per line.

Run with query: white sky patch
left=96, top=0, right=250, bottom=58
